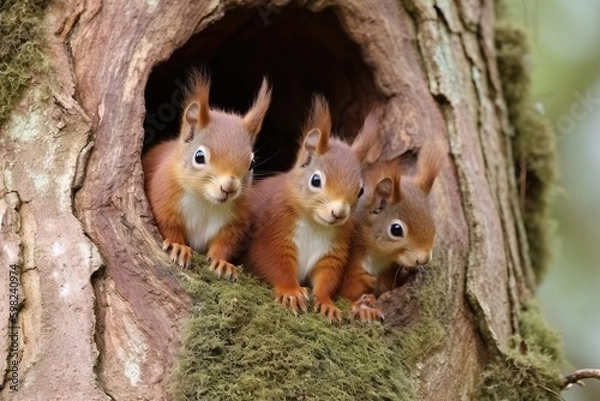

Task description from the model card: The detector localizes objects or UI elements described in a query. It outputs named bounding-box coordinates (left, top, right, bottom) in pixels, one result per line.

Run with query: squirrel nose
left=416, top=250, right=433, bottom=265
left=330, top=202, right=350, bottom=221
left=220, top=177, right=239, bottom=194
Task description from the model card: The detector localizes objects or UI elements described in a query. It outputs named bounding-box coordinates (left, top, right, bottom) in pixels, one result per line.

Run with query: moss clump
left=518, top=301, right=565, bottom=365
left=393, top=266, right=447, bottom=367
left=477, top=301, right=565, bottom=400
left=0, top=0, right=49, bottom=128
left=495, top=23, right=557, bottom=283
left=169, top=257, right=447, bottom=401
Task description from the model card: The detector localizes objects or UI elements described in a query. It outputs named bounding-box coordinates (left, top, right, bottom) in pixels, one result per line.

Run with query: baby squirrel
left=338, top=145, right=443, bottom=323
left=242, top=96, right=377, bottom=322
left=143, top=73, right=272, bottom=279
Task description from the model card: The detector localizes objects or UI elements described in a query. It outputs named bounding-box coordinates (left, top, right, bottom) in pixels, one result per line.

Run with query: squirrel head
left=359, top=144, right=444, bottom=268
left=289, top=96, right=375, bottom=227
left=176, top=72, right=271, bottom=204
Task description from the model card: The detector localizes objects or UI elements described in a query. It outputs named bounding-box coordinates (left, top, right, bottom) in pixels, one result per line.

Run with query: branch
left=562, top=369, right=600, bottom=390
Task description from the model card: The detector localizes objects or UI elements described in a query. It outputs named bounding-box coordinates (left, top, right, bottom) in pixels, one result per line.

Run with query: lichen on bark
left=0, top=0, right=50, bottom=127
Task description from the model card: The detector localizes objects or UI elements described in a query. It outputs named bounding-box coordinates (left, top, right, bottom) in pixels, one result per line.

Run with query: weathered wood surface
left=0, top=0, right=533, bottom=399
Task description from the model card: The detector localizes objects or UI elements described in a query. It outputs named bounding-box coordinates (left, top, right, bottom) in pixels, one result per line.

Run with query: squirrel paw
left=162, top=240, right=192, bottom=268
left=350, top=294, right=384, bottom=324
left=275, top=287, right=309, bottom=316
left=314, top=298, right=342, bottom=323
left=207, top=258, right=238, bottom=281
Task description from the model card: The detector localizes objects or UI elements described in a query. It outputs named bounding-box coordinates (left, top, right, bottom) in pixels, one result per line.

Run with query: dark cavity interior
left=144, top=4, right=383, bottom=175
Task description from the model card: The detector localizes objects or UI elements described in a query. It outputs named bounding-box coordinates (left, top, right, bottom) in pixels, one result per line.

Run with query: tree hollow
left=144, top=4, right=384, bottom=173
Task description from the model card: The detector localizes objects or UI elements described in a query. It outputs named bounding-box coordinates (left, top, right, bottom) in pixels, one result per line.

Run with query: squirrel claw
left=275, top=287, right=309, bottom=315
left=314, top=298, right=342, bottom=323
left=162, top=240, right=192, bottom=268
left=208, top=258, right=238, bottom=281
left=350, top=294, right=384, bottom=323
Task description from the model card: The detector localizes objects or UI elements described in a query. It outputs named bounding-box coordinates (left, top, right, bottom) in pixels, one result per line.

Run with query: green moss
left=393, top=266, right=447, bottom=367
left=495, top=22, right=557, bottom=283
left=169, top=257, right=447, bottom=401
left=518, top=300, right=565, bottom=365
left=0, top=0, right=50, bottom=128
left=477, top=301, right=565, bottom=401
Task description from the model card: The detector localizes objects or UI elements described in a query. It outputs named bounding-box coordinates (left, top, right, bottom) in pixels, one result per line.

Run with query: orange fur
left=184, top=71, right=211, bottom=130
left=302, top=95, right=331, bottom=155
left=243, top=96, right=372, bottom=322
left=143, top=72, right=271, bottom=277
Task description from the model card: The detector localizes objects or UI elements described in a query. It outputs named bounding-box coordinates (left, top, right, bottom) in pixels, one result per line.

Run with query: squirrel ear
left=184, top=101, right=200, bottom=125
left=182, top=101, right=201, bottom=142
left=303, top=129, right=323, bottom=153
left=243, top=77, right=272, bottom=141
left=352, top=111, right=381, bottom=163
left=302, top=95, right=331, bottom=155
left=185, top=71, right=211, bottom=127
left=181, top=71, right=211, bottom=141
left=373, top=177, right=393, bottom=212
left=415, top=144, right=444, bottom=195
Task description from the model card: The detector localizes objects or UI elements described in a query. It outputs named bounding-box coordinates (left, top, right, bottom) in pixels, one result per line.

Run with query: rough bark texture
left=0, top=0, right=537, bottom=400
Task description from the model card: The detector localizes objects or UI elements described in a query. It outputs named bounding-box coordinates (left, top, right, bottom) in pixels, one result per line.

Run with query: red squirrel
left=339, top=146, right=444, bottom=323
left=242, top=96, right=377, bottom=322
left=143, top=73, right=271, bottom=279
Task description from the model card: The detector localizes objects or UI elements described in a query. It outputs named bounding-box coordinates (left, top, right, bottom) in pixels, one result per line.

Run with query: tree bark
left=0, top=0, right=539, bottom=400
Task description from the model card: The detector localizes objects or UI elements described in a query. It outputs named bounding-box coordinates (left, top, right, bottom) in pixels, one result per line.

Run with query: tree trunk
left=1, top=0, right=553, bottom=400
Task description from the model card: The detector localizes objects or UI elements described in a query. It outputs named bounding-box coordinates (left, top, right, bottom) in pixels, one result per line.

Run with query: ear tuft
left=243, top=77, right=272, bottom=141
left=352, top=111, right=381, bottom=163
left=183, top=69, right=211, bottom=131
left=415, top=142, right=445, bottom=195
left=302, top=95, right=331, bottom=155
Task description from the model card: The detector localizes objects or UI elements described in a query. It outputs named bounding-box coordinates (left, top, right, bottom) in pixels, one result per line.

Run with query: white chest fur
left=293, top=219, right=336, bottom=283
left=361, top=252, right=388, bottom=276
left=178, top=192, right=235, bottom=253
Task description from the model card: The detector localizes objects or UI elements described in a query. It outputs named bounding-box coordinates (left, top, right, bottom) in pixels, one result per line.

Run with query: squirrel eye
left=194, top=147, right=207, bottom=166
left=388, top=220, right=406, bottom=239
left=249, top=154, right=256, bottom=171
left=309, top=171, right=323, bottom=189
left=358, top=186, right=364, bottom=198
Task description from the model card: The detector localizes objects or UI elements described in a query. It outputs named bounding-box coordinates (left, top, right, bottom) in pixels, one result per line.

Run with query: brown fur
left=143, top=72, right=271, bottom=277
left=414, top=141, right=444, bottom=195
left=351, top=110, right=381, bottom=163
left=243, top=96, right=372, bottom=322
